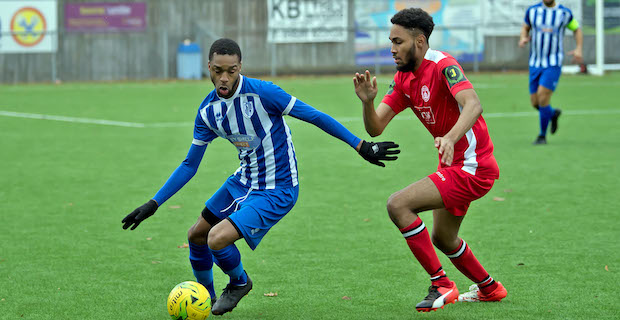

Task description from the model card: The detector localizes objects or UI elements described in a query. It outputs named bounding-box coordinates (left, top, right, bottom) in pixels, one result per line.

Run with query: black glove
left=122, top=199, right=158, bottom=230
left=358, top=140, right=400, bottom=167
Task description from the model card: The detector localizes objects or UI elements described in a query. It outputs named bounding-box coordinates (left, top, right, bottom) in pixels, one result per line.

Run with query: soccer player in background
left=519, top=0, right=583, bottom=144
left=121, top=38, right=399, bottom=315
left=352, top=8, right=507, bottom=312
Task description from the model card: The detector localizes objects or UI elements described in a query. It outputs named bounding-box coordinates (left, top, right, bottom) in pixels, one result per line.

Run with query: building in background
left=0, top=0, right=615, bottom=83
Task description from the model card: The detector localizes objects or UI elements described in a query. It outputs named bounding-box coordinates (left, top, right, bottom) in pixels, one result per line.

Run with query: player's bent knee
left=386, top=193, right=411, bottom=223
left=386, top=192, right=401, bottom=210
left=207, top=227, right=235, bottom=251
left=430, top=233, right=446, bottom=251
left=386, top=195, right=399, bottom=216
left=387, top=192, right=414, bottom=214
left=208, top=218, right=243, bottom=250
left=207, top=231, right=224, bottom=251
left=431, top=232, right=459, bottom=253
left=187, top=225, right=207, bottom=245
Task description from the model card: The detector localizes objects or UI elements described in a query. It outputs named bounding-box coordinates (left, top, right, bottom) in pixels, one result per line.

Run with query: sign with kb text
left=267, top=0, right=347, bottom=43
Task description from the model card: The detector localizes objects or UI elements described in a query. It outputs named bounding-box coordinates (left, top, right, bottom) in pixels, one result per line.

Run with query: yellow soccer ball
left=167, top=281, right=212, bottom=320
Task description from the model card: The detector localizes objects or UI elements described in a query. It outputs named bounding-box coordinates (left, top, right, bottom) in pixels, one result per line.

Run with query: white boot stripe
left=432, top=289, right=454, bottom=308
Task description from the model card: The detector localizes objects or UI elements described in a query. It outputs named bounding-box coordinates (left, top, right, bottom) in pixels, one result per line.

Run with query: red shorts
left=428, top=166, right=496, bottom=216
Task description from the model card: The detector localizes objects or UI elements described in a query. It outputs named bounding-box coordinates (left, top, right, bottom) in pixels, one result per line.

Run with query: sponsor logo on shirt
left=414, top=106, right=436, bottom=125
left=540, top=24, right=554, bottom=33
left=421, top=85, right=430, bottom=102
left=228, top=134, right=260, bottom=151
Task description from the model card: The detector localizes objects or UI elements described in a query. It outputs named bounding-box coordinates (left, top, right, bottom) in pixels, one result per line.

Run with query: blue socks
left=539, top=104, right=555, bottom=137
left=189, top=241, right=247, bottom=300
left=212, top=244, right=248, bottom=286
left=189, top=242, right=216, bottom=299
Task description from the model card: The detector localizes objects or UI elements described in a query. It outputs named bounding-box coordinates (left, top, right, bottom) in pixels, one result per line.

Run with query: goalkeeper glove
left=358, top=140, right=400, bottom=167
left=122, top=199, right=158, bottom=230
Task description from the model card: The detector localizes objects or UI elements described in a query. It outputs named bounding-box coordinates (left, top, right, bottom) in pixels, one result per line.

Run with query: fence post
left=162, top=28, right=169, bottom=79
left=51, top=30, right=57, bottom=82
left=374, top=28, right=381, bottom=75
left=594, top=0, right=604, bottom=76
left=473, top=26, right=479, bottom=73
left=271, top=42, right=277, bottom=77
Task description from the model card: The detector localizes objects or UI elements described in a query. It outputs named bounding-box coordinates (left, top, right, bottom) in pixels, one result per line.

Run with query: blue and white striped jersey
left=524, top=2, right=574, bottom=68
left=192, top=75, right=360, bottom=191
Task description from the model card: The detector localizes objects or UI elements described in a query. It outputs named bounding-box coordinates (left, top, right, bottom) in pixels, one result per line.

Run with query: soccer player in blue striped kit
left=121, top=38, right=400, bottom=315
left=519, top=0, right=583, bottom=144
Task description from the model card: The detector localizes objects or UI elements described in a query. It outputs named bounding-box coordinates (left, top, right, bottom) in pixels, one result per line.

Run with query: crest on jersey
left=421, top=85, right=430, bottom=102
left=242, top=101, right=254, bottom=118
left=442, top=65, right=467, bottom=88
left=215, top=111, right=224, bottom=123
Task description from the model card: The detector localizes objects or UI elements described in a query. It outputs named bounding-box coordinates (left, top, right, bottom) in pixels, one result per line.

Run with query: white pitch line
left=0, top=110, right=145, bottom=127
left=376, top=78, right=620, bottom=88
left=325, top=109, right=620, bottom=122
left=147, top=121, right=194, bottom=128
left=482, top=109, right=620, bottom=118
left=2, top=109, right=619, bottom=128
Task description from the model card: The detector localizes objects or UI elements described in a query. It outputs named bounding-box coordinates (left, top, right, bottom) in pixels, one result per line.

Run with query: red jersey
left=382, top=49, right=499, bottom=179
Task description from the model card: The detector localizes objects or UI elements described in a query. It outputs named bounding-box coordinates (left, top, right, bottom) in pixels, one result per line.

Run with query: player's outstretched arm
left=287, top=99, right=399, bottom=166
left=122, top=199, right=159, bottom=230
left=121, top=143, right=207, bottom=230
left=357, top=140, right=400, bottom=167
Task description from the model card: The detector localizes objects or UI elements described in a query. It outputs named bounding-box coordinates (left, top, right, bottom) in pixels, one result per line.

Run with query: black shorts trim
left=201, top=206, right=222, bottom=226
left=226, top=217, right=243, bottom=239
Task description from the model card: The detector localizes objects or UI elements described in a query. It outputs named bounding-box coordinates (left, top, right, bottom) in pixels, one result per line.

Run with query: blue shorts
left=205, top=176, right=299, bottom=250
left=529, top=66, right=562, bottom=94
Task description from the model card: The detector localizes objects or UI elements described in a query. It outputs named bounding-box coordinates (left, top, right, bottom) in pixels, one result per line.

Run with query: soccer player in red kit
left=353, top=8, right=507, bottom=312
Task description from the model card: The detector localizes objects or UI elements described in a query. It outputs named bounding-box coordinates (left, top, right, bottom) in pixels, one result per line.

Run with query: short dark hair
left=208, top=38, right=242, bottom=61
left=390, top=8, right=435, bottom=42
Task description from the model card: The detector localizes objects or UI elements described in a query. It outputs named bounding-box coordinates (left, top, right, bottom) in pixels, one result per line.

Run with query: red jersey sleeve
left=381, top=73, right=409, bottom=114
left=437, top=58, right=473, bottom=97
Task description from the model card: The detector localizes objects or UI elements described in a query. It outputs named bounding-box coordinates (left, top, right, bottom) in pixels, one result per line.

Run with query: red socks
left=400, top=217, right=451, bottom=287
left=399, top=218, right=498, bottom=293
left=446, top=239, right=498, bottom=294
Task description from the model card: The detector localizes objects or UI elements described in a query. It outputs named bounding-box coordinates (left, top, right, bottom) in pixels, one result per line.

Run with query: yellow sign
left=11, top=7, right=47, bottom=47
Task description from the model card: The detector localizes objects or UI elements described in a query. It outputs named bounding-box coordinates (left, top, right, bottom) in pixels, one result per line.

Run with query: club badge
left=421, top=85, right=430, bottom=102
left=242, top=101, right=254, bottom=118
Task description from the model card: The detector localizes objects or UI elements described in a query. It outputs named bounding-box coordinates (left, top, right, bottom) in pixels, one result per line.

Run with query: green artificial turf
left=1, top=72, right=618, bottom=319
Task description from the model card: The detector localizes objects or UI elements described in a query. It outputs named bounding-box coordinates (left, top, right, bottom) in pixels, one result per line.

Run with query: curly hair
left=390, top=8, right=435, bottom=42
left=208, top=38, right=242, bottom=61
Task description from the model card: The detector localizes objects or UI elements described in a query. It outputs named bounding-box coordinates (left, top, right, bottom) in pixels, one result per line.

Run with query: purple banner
left=64, top=2, right=146, bottom=32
